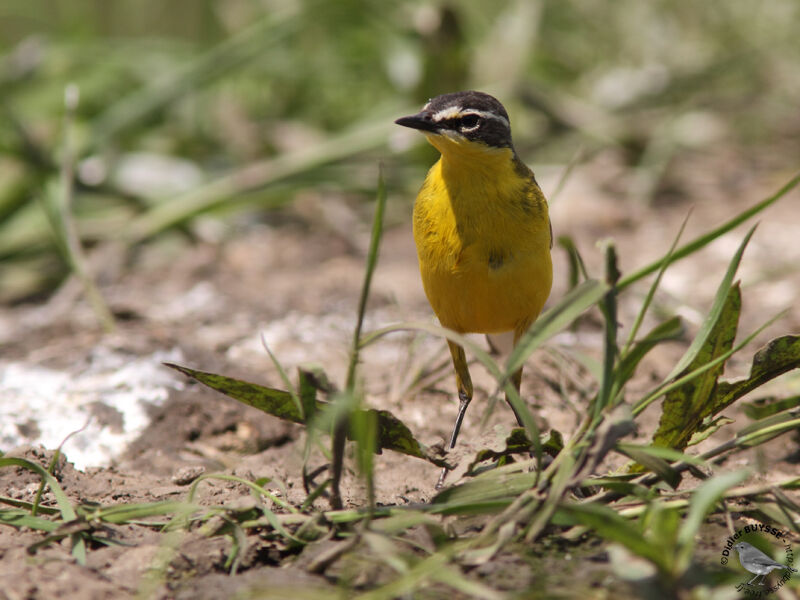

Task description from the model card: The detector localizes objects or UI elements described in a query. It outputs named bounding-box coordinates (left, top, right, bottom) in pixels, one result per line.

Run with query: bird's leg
left=444, top=340, right=474, bottom=450
left=436, top=340, right=473, bottom=489
left=746, top=573, right=762, bottom=586
left=507, top=363, right=540, bottom=466
left=506, top=325, right=530, bottom=430
left=506, top=366, right=525, bottom=428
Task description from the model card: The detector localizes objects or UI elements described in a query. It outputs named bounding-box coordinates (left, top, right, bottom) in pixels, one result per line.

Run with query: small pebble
left=171, top=465, right=206, bottom=485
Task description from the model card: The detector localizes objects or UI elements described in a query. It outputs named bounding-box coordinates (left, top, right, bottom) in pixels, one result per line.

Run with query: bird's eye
left=460, top=114, right=480, bottom=129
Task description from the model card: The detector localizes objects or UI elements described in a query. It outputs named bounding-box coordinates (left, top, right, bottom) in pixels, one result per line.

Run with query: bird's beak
left=394, top=111, right=439, bottom=133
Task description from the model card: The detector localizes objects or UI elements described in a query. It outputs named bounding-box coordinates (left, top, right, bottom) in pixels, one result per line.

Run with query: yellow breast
left=412, top=145, right=552, bottom=335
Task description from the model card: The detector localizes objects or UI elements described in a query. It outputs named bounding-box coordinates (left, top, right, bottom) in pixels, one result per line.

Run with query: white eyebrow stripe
left=430, top=106, right=509, bottom=128
left=469, top=110, right=510, bottom=128
left=431, top=105, right=463, bottom=121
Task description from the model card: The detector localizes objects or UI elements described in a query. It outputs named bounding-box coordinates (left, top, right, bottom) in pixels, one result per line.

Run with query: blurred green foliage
left=1, top=0, right=799, bottom=301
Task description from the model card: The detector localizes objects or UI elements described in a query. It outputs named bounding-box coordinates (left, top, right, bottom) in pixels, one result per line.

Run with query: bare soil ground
left=1, top=149, right=799, bottom=598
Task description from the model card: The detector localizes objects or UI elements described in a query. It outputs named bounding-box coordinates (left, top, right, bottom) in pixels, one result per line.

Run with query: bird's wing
left=748, top=555, right=787, bottom=568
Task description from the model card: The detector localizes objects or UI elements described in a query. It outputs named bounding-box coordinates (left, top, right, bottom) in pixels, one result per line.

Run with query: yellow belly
left=413, top=155, right=553, bottom=335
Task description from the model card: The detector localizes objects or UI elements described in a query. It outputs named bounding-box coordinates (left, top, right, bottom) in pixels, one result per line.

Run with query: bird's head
left=395, top=91, right=514, bottom=159
left=734, top=542, right=751, bottom=552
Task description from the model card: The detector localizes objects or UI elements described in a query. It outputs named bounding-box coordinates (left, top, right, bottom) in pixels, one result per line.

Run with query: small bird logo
left=733, top=541, right=797, bottom=586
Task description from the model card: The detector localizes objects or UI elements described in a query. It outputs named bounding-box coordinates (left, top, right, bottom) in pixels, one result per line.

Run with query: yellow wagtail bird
left=395, top=91, right=553, bottom=487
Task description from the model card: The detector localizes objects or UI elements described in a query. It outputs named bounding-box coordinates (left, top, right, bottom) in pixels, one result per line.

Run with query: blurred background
left=1, top=0, right=799, bottom=305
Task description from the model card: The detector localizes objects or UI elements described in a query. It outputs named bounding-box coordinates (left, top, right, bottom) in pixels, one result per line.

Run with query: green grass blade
left=189, top=476, right=302, bottom=545
left=350, top=405, right=378, bottom=506
left=352, top=550, right=459, bottom=600
left=165, top=363, right=306, bottom=423
left=187, top=473, right=296, bottom=514
left=555, top=502, right=670, bottom=573
left=346, top=168, right=386, bottom=391
left=633, top=307, right=787, bottom=417
left=0, top=496, right=59, bottom=514
left=595, top=242, right=620, bottom=417
left=431, top=468, right=537, bottom=513
left=712, top=335, right=800, bottom=410
left=260, top=334, right=306, bottom=421
left=612, top=317, right=684, bottom=404
left=650, top=283, right=741, bottom=451
left=621, top=210, right=690, bottom=356
left=617, top=173, right=800, bottom=291
left=736, top=414, right=800, bottom=448
left=616, top=443, right=708, bottom=466
left=556, top=235, right=589, bottom=291
left=0, top=458, right=76, bottom=520
left=742, top=395, right=800, bottom=420
left=676, top=469, right=750, bottom=568
left=0, top=509, right=60, bottom=531
left=164, top=363, right=448, bottom=467
left=685, top=415, right=735, bottom=447
left=615, top=444, right=681, bottom=489
left=85, top=501, right=199, bottom=524
left=663, top=226, right=754, bottom=383
left=0, top=457, right=85, bottom=564
left=337, top=170, right=386, bottom=509
left=505, top=278, right=609, bottom=378
left=429, top=565, right=505, bottom=600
